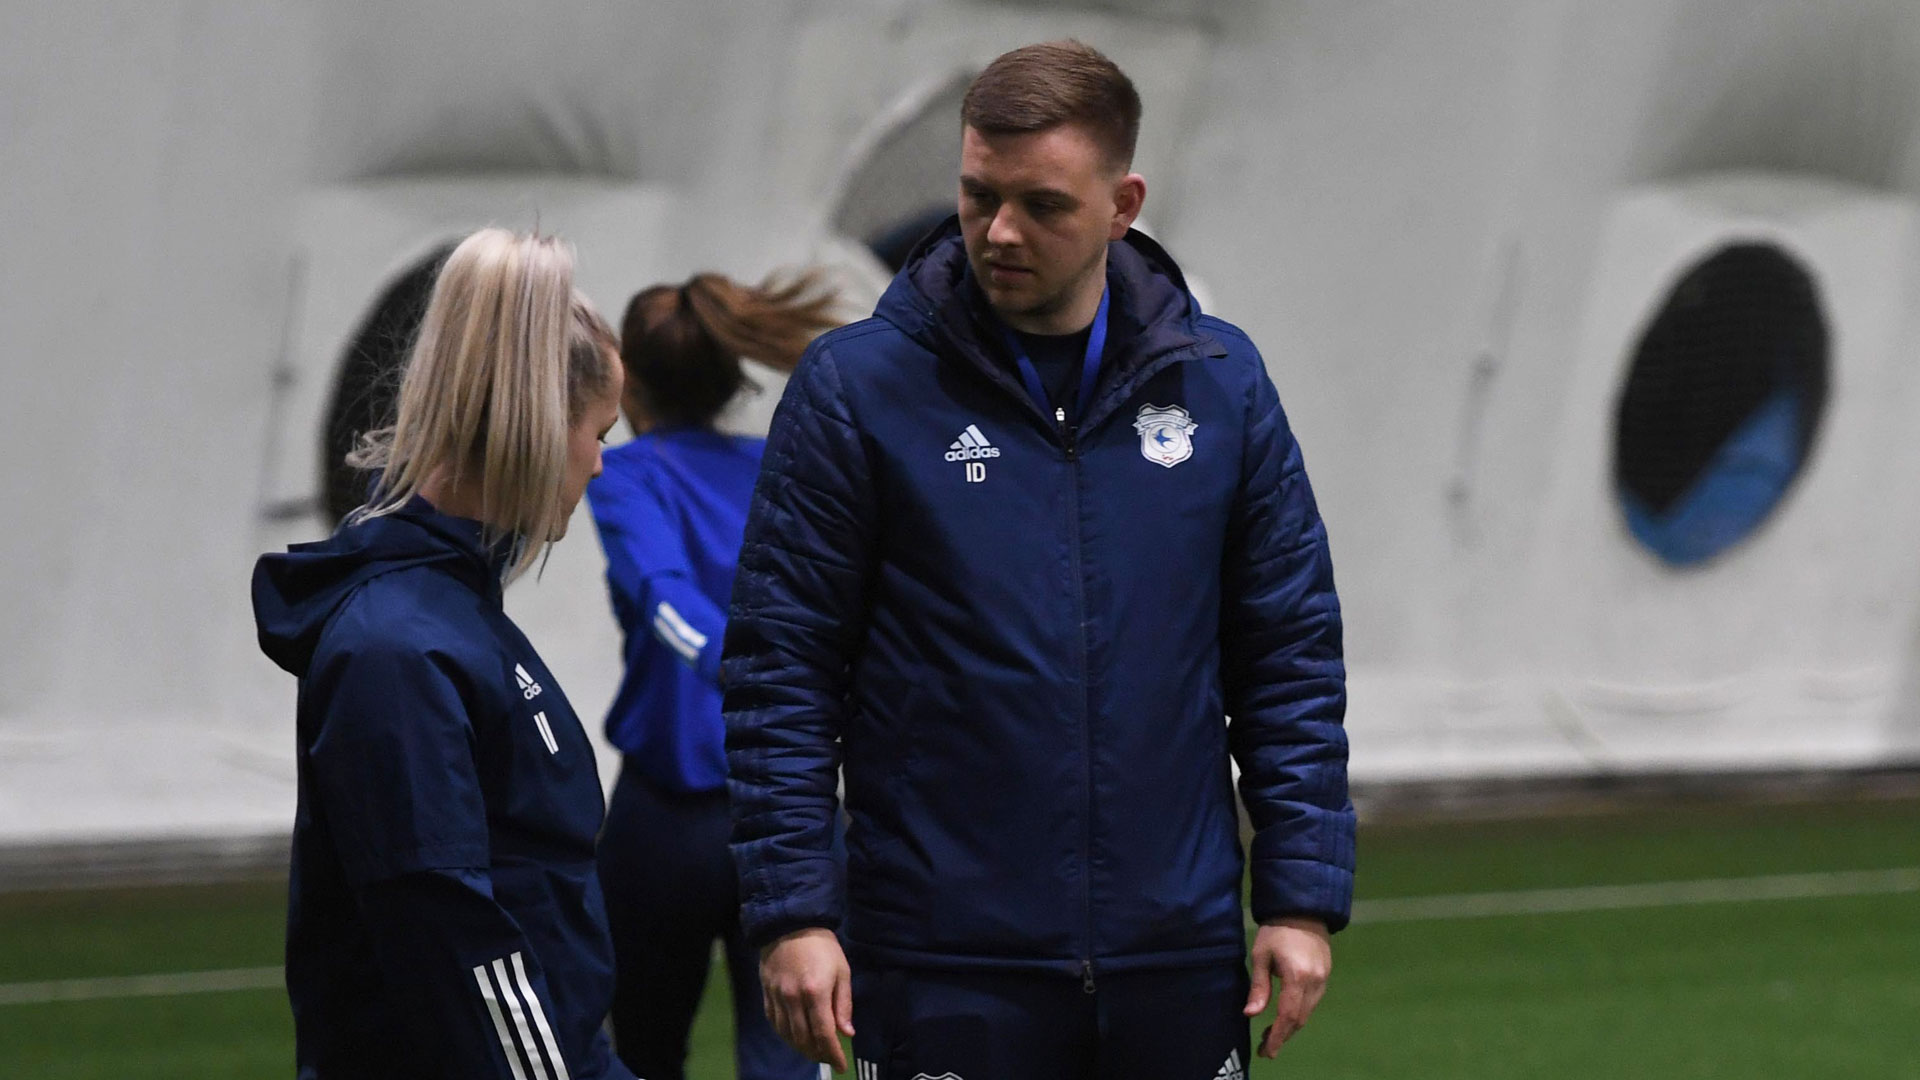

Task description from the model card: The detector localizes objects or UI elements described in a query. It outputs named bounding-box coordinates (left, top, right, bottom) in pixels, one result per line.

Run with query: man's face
left=958, top=124, right=1143, bottom=332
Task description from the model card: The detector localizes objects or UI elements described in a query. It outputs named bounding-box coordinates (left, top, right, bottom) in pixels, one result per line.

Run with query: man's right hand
left=760, top=927, right=854, bottom=1071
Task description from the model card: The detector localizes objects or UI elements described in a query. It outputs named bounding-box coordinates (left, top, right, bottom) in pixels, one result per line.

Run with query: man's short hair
left=961, top=40, right=1142, bottom=172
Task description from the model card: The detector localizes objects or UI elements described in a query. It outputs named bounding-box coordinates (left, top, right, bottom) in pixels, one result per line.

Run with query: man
left=724, top=40, right=1354, bottom=1079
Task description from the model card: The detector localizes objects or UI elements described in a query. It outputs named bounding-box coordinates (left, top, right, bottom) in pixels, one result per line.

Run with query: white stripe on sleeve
left=491, top=956, right=553, bottom=1080
left=655, top=601, right=709, bottom=649
left=473, top=963, right=531, bottom=1080
left=652, top=609, right=704, bottom=666
left=510, top=951, right=572, bottom=1080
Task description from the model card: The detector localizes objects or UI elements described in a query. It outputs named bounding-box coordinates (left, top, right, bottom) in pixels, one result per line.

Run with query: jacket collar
left=875, top=217, right=1225, bottom=434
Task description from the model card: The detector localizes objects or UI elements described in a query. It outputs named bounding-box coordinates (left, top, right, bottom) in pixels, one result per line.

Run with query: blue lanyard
left=1003, top=286, right=1109, bottom=424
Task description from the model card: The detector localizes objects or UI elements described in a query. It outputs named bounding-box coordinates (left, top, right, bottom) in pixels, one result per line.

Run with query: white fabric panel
left=0, top=1, right=312, bottom=728
left=306, top=0, right=809, bottom=185
left=8, top=0, right=1920, bottom=847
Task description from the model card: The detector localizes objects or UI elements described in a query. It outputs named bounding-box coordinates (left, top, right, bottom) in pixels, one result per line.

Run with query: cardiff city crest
left=1133, top=403, right=1197, bottom=468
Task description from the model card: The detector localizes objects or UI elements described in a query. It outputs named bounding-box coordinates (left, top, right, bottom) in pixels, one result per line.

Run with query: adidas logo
left=943, top=424, right=1001, bottom=462
left=1214, top=1049, right=1245, bottom=1080
left=514, top=663, right=543, bottom=701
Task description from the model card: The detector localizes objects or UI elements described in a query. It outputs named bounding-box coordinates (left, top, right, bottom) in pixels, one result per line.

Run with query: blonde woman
left=252, top=228, right=635, bottom=1080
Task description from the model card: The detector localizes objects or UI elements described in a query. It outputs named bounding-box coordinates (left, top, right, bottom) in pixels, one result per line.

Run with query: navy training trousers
left=848, top=961, right=1252, bottom=1080
left=596, top=764, right=817, bottom=1080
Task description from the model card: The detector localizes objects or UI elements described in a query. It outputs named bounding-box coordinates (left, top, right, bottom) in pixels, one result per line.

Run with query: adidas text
left=943, top=445, right=1001, bottom=462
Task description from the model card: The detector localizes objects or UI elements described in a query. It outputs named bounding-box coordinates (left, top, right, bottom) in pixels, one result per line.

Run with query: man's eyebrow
left=960, top=175, right=1077, bottom=202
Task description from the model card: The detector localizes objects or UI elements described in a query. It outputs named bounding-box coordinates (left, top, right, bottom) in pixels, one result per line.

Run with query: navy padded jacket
left=724, top=221, right=1354, bottom=977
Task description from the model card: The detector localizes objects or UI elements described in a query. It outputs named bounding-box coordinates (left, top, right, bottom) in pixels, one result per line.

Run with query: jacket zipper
left=1059, top=404, right=1095, bottom=993
left=942, top=330, right=1208, bottom=994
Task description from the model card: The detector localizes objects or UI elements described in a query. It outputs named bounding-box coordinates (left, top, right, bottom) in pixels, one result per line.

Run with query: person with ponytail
left=587, top=271, right=838, bottom=1080
left=251, top=228, right=637, bottom=1080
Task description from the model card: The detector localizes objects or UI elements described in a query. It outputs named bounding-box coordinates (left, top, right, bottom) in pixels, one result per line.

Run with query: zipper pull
left=1082, top=961, right=1096, bottom=995
left=1057, top=406, right=1079, bottom=460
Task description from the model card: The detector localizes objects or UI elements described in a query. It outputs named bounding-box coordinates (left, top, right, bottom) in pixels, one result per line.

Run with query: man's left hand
left=1242, top=916, right=1331, bottom=1058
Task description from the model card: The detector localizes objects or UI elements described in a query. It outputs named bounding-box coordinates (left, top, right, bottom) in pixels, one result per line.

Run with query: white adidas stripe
left=510, top=952, right=571, bottom=1080
left=533, top=712, right=558, bottom=755
left=492, top=956, right=548, bottom=1080
left=965, top=423, right=989, bottom=446
left=474, top=962, right=531, bottom=1080
left=655, top=601, right=708, bottom=650
left=652, top=611, right=703, bottom=666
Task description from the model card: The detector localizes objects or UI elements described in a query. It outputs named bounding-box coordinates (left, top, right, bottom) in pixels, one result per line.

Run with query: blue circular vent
left=1612, top=242, right=1829, bottom=567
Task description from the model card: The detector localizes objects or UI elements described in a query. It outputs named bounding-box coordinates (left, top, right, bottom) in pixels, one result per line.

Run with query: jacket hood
left=251, top=498, right=507, bottom=676
left=873, top=217, right=1220, bottom=416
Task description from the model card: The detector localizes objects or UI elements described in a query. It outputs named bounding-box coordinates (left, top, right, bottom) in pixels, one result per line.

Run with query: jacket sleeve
left=589, top=470, right=727, bottom=687
left=1221, top=362, right=1357, bottom=933
left=307, top=640, right=633, bottom=1080
left=722, top=341, right=874, bottom=949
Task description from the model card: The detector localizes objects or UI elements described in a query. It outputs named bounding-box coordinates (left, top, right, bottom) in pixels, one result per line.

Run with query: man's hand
left=760, top=927, right=854, bottom=1071
left=1242, top=916, right=1332, bottom=1058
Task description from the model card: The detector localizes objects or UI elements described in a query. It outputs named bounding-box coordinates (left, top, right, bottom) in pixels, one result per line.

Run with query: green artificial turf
left=2, top=798, right=1914, bottom=1078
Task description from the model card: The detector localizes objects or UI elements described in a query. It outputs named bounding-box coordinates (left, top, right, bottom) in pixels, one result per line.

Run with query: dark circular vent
left=320, top=244, right=454, bottom=525
left=1612, top=242, right=1829, bottom=566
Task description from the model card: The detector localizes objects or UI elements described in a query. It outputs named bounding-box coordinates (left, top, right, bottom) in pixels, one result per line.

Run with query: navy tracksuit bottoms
left=848, top=961, right=1252, bottom=1080
left=596, top=765, right=816, bottom=1080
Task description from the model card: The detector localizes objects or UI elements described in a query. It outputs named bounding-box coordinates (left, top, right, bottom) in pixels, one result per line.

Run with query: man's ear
left=1111, top=173, right=1147, bottom=240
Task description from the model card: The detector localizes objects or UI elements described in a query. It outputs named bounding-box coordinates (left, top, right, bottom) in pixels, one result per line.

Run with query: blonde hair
left=347, top=228, right=618, bottom=581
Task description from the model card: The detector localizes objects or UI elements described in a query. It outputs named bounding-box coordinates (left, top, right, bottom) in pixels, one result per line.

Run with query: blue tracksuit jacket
left=587, top=429, right=764, bottom=793
left=723, top=221, right=1355, bottom=979
left=252, top=498, right=634, bottom=1080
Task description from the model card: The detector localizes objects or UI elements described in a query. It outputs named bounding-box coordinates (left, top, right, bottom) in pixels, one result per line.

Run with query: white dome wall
left=1170, top=0, right=1920, bottom=777
left=9, top=0, right=1920, bottom=845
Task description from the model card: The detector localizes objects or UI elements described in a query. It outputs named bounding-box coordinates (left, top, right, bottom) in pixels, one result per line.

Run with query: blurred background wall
left=6, top=0, right=1920, bottom=851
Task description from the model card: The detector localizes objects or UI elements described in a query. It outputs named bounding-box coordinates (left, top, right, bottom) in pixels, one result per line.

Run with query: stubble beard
left=978, top=246, right=1108, bottom=329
